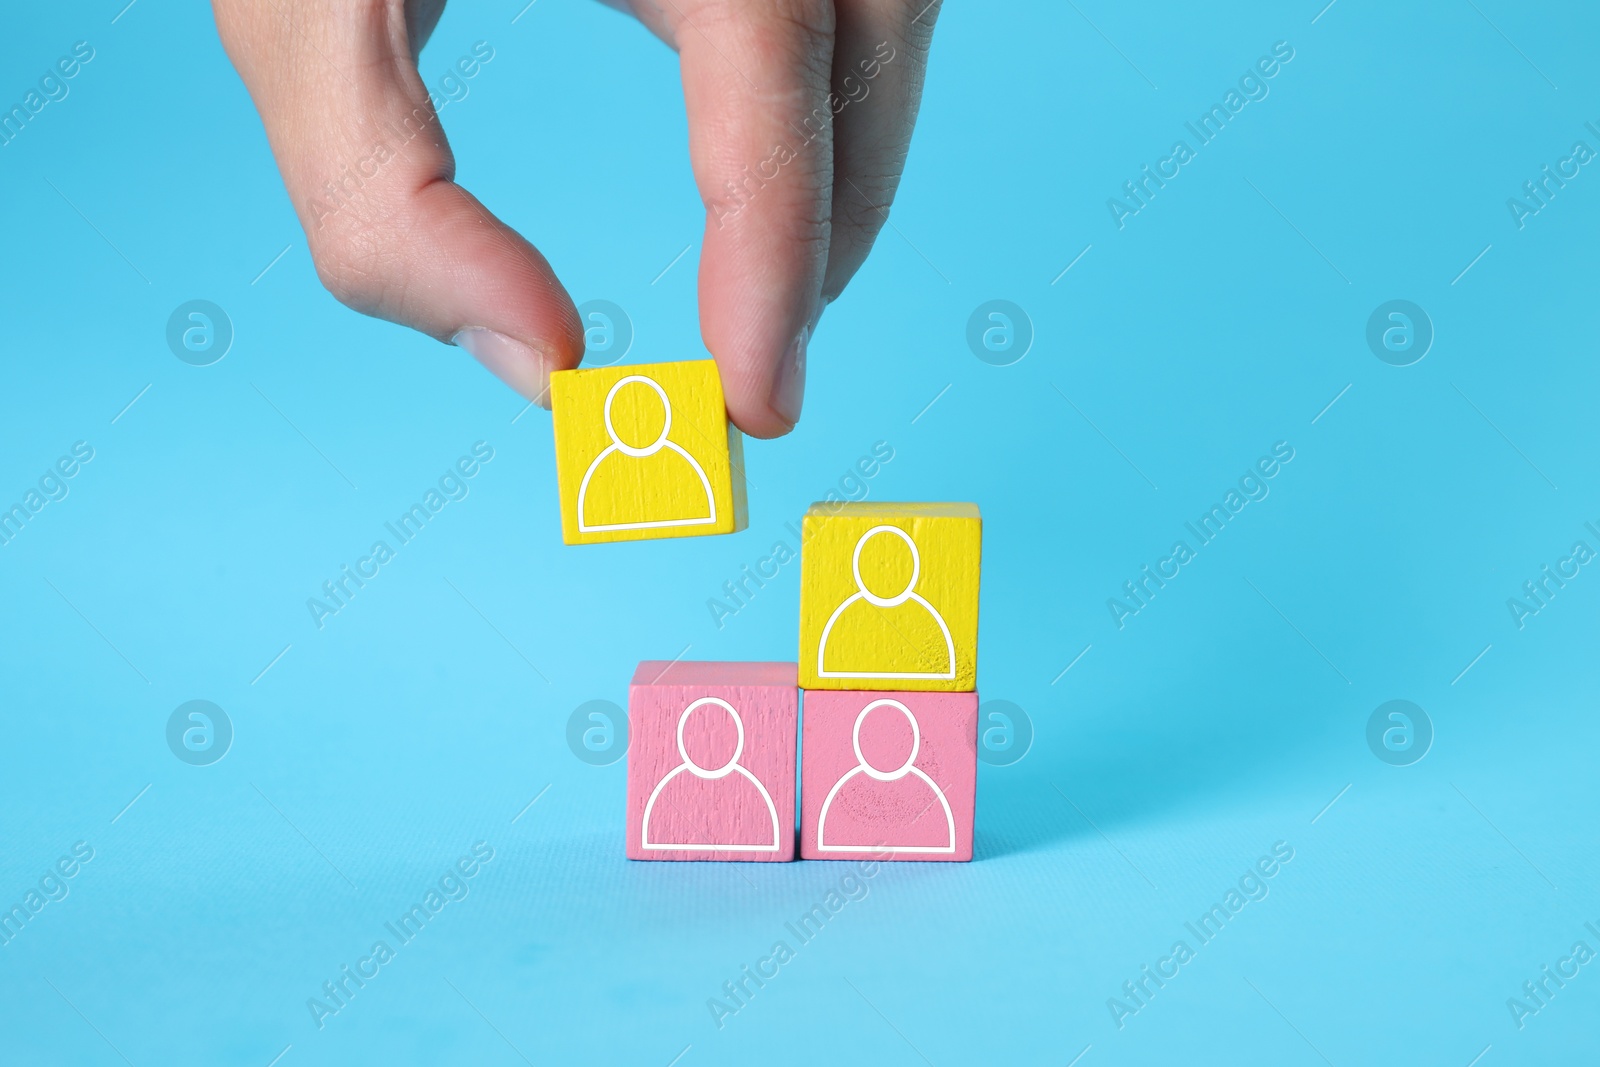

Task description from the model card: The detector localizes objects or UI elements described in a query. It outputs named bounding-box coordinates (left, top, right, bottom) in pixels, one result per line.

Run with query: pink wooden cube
left=627, top=661, right=797, bottom=861
left=800, top=689, right=977, bottom=862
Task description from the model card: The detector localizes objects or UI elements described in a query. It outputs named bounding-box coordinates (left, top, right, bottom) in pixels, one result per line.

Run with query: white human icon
left=816, top=524, right=955, bottom=679
left=816, top=698, right=955, bottom=853
left=642, top=697, right=781, bottom=851
left=577, top=374, right=716, bottom=532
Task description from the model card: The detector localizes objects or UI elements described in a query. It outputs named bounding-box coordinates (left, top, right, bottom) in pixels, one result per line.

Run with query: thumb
left=213, top=1, right=582, bottom=404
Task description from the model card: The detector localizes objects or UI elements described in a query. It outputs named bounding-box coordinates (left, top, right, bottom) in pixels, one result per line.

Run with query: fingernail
left=452, top=327, right=557, bottom=408
left=770, top=325, right=808, bottom=428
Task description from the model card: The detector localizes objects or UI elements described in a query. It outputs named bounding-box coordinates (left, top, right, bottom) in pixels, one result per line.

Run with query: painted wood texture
left=550, top=360, right=748, bottom=545
left=800, top=689, right=977, bottom=862
left=626, top=660, right=797, bottom=861
left=798, top=502, right=980, bottom=691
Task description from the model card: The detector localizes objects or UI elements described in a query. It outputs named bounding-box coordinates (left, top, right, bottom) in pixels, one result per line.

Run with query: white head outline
left=852, top=525, right=920, bottom=607
left=676, top=697, right=744, bottom=779
left=603, top=375, right=672, bottom=458
left=853, top=699, right=920, bottom=781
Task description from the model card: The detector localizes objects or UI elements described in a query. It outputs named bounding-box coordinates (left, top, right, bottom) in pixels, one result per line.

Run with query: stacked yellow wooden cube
left=795, top=502, right=980, bottom=689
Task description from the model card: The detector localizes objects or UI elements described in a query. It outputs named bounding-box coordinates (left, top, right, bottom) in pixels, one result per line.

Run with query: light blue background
left=2, top=1, right=1597, bottom=1063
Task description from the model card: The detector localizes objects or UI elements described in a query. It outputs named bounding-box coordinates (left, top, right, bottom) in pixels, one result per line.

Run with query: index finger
left=675, top=0, right=837, bottom=438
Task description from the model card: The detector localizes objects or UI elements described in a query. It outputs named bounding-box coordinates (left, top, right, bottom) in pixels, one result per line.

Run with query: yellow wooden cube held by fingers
left=798, top=502, right=981, bottom=691
left=550, top=360, right=748, bottom=545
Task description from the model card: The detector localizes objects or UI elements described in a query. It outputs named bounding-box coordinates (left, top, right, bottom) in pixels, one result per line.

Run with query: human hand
left=212, top=0, right=941, bottom=438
